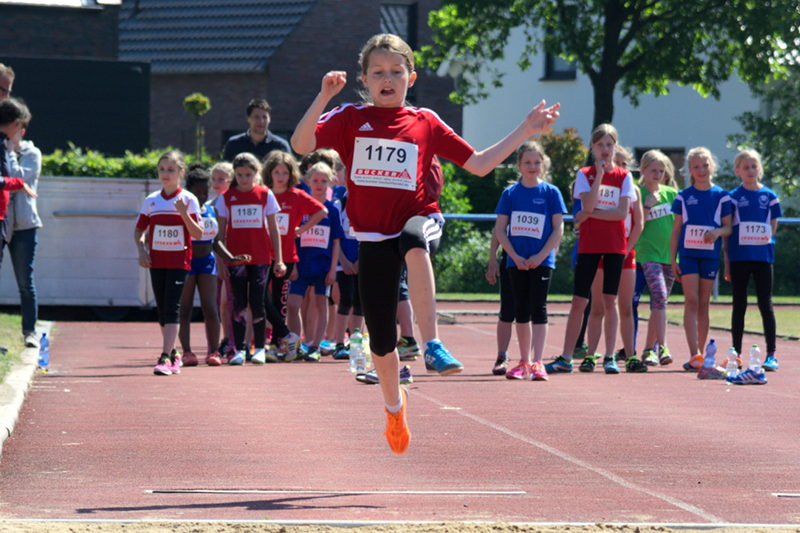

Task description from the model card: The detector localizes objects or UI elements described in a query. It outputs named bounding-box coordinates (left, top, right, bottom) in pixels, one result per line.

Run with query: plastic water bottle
left=355, top=333, right=367, bottom=374
left=702, top=339, right=717, bottom=369
left=349, top=328, right=363, bottom=373
left=38, top=332, right=50, bottom=372
left=725, top=347, right=739, bottom=378
left=363, top=332, right=372, bottom=369
left=748, top=344, right=762, bottom=373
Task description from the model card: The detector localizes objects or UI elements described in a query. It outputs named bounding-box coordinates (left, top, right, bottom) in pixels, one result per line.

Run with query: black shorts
left=359, top=215, right=441, bottom=356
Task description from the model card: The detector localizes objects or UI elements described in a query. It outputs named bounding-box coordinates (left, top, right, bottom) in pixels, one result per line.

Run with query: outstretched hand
left=21, top=183, right=37, bottom=198
left=321, top=71, right=347, bottom=100
left=524, top=100, right=560, bottom=136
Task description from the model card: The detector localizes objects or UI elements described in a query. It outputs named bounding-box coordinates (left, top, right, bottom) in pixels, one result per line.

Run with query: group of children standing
left=135, top=31, right=779, bottom=457
left=489, top=124, right=781, bottom=385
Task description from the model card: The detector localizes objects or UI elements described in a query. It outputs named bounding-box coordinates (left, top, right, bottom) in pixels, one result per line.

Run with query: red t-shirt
left=217, top=185, right=280, bottom=265
left=274, top=187, right=326, bottom=263
left=574, top=165, right=634, bottom=255
left=0, top=177, right=24, bottom=220
left=315, top=104, right=474, bottom=240
left=135, top=188, right=200, bottom=270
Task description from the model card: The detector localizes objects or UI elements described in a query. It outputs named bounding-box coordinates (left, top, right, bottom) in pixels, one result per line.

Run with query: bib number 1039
left=351, top=137, right=418, bottom=192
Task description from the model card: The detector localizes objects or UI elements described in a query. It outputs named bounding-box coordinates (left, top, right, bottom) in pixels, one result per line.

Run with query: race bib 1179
left=351, top=137, right=418, bottom=191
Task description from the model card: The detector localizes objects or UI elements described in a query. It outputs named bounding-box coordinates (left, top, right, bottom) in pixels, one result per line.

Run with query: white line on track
left=7, top=519, right=800, bottom=528
left=145, top=489, right=526, bottom=495
left=412, top=389, right=727, bottom=524
left=772, top=493, right=800, bottom=498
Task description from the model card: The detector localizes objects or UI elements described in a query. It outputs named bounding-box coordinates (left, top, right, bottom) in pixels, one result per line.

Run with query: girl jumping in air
left=291, top=33, right=559, bottom=454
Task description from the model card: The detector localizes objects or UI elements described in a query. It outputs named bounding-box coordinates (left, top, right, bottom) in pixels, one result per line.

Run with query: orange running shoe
left=682, top=354, right=704, bottom=372
left=384, top=387, right=411, bottom=454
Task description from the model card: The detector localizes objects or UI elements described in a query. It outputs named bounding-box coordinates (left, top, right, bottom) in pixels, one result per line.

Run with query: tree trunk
left=591, top=75, right=615, bottom=130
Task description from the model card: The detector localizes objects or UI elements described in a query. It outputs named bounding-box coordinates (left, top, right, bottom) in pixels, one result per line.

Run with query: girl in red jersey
left=134, top=151, right=204, bottom=376
left=262, top=150, right=327, bottom=353
left=546, top=124, right=636, bottom=374
left=291, top=33, right=559, bottom=454
left=217, top=153, right=300, bottom=365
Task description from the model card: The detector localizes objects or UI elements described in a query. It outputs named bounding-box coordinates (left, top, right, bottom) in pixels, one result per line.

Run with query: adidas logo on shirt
left=358, top=122, right=374, bottom=132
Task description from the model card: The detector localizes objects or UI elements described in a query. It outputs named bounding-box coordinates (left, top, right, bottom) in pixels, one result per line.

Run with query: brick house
left=118, top=0, right=462, bottom=156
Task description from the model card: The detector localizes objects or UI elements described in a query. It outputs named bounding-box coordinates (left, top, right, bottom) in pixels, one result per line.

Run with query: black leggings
left=229, top=264, right=289, bottom=350
left=359, top=215, right=440, bottom=356
left=150, top=268, right=188, bottom=326
left=508, top=265, right=552, bottom=324
left=573, top=253, right=624, bottom=298
left=268, top=262, right=295, bottom=321
left=336, top=271, right=363, bottom=316
left=498, top=251, right=515, bottom=323
left=729, top=260, right=776, bottom=354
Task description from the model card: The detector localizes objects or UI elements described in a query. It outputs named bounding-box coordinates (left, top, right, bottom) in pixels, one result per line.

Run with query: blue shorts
left=289, top=273, right=330, bottom=296
left=189, top=253, right=216, bottom=276
left=679, top=256, right=719, bottom=280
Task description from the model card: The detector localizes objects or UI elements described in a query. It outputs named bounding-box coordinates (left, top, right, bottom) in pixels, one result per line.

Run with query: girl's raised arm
left=291, top=71, right=347, bottom=155
left=463, top=100, right=559, bottom=177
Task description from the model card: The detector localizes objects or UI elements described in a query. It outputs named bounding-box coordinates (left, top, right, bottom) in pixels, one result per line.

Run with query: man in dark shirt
left=222, top=98, right=291, bottom=162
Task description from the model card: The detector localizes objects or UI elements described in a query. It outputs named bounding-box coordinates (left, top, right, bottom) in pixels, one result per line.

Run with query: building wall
left=150, top=73, right=268, bottom=155
left=148, top=0, right=462, bottom=155
left=0, top=4, right=118, bottom=59
left=462, top=27, right=758, bottom=177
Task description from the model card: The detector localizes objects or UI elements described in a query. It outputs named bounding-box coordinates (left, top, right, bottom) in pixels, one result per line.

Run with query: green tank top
left=635, top=184, right=677, bottom=264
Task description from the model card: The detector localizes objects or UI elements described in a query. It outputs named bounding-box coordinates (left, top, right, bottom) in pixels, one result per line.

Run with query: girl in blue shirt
left=723, top=149, right=782, bottom=371
left=494, top=141, right=567, bottom=381
left=670, top=147, right=732, bottom=370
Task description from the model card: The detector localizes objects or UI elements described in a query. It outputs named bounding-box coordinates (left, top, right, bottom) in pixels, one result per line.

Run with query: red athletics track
left=0, top=302, right=798, bottom=525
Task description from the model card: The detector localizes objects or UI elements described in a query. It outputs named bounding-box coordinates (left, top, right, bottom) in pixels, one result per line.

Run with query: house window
left=380, top=3, right=418, bottom=49
left=543, top=53, right=577, bottom=80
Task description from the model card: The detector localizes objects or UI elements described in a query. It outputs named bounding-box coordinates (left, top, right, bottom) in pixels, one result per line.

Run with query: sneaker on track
left=658, top=345, right=673, bottom=366
left=726, top=368, right=767, bottom=385
left=642, top=349, right=658, bottom=366
left=305, top=347, right=321, bottom=362
left=506, top=361, right=532, bottom=380
left=579, top=354, right=598, bottom=373
left=205, top=352, right=222, bottom=366
left=153, top=354, right=172, bottom=376
left=545, top=356, right=573, bottom=373
left=762, top=354, right=779, bottom=372
left=251, top=348, right=267, bottom=364
left=319, top=339, right=335, bottom=356
left=424, top=340, right=463, bottom=376
left=384, top=388, right=410, bottom=454
left=228, top=350, right=246, bottom=366
left=697, top=366, right=726, bottom=380
left=182, top=351, right=198, bottom=367
left=400, top=365, right=414, bottom=385
left=615, top=348, right=627, bottom=362
left=397, top=337, right=422, bottom=361
left=603, top=357, right=620, bottom=374
left=625, top=357, right=648, bottom=373
left=332, top=344, right=350, bottom=360
left=169, top=350, right=182, bottom=374
left=531, top=361, right=549, bottom=381
left=279, top=332, right=301, bottom=361
left=682, top=354, right=704, bottom=372
left=492, top=355, right=508, bottom=376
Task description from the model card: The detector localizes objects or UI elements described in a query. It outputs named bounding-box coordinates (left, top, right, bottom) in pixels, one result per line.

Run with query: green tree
left=183, top=92, right=211, bottom=160
left=729, top=65, right=800, bottom=205
left=419, top=1, right=799, bottom=129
